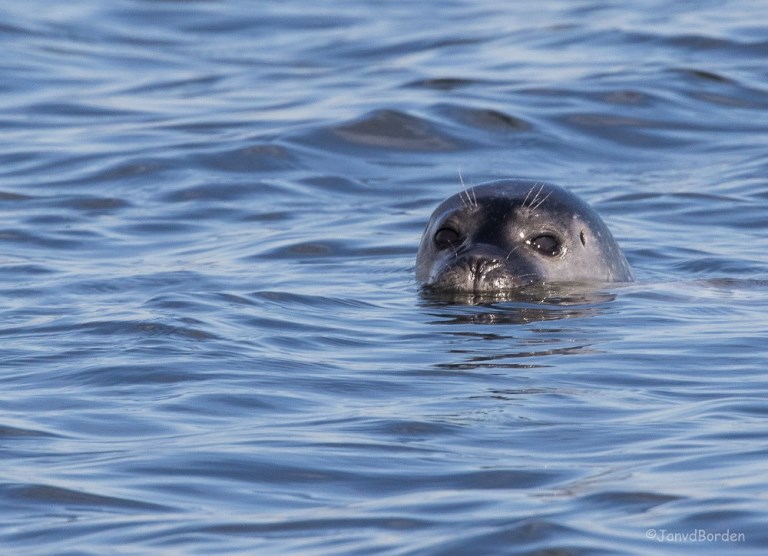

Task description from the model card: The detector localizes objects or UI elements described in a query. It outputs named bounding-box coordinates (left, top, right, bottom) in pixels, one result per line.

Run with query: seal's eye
left=529, top=234, right=561, bottom=257
left=434, top=227, right=460, bottom=249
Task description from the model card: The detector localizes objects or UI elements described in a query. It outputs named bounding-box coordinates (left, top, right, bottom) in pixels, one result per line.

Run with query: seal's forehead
left=472, top=181, right=561, bottom=201
left=461, top=180, right=590, bottom=213
left=435, top=181, right=575, bottom=213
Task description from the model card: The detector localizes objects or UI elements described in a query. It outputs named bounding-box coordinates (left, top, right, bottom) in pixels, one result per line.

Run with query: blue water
left=2, top=1, right=768, bottom=554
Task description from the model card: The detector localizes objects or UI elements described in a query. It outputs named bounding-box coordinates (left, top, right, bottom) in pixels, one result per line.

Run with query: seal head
left=416, top=179, right=633, bottom=293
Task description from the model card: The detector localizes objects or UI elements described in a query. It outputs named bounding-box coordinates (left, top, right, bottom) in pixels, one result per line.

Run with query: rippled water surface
left=3, top=1, right=768, bottom=554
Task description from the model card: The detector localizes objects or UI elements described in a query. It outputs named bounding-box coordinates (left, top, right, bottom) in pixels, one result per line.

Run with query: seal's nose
left=465, top=256, right=503, bottom=281
left=450, top=254, right=504, bottom=292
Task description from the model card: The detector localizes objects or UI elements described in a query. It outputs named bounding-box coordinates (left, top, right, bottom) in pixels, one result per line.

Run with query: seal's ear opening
left=580, top=230, right=587, bottom=246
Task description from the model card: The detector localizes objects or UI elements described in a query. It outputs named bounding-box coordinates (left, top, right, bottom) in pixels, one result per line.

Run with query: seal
left=416, top=179, right=633, bottom=293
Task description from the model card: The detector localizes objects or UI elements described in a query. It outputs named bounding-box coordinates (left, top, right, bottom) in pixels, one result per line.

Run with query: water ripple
left=2, top=1, right=768, bottom=554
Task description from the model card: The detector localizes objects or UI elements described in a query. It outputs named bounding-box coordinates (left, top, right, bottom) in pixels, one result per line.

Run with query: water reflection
left=433, top=343, right=595, bottom=371
left=419, top=284, right=618, bottom=325
left=418, top=285, right=619, bottom=371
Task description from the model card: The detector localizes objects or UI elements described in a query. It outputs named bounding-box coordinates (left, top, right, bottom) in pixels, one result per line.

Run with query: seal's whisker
left=505, top=244, right=521, bottom=260
left=527, top=182, right=546, bottom=210
left=458, top=169, right=477, bottom=209
left=531, top=190, right=552, bottom=211
left=522, top=183, right=536, bottom=208
left=457, top=169, right=468, bottom=208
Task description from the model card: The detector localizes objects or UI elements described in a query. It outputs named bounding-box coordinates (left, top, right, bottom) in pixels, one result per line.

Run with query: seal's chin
left=426, top=256, right=534, bottom=293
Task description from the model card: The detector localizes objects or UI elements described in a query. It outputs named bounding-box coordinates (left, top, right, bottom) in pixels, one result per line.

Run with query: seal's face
left=416, top=180, right=633, bottom=293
